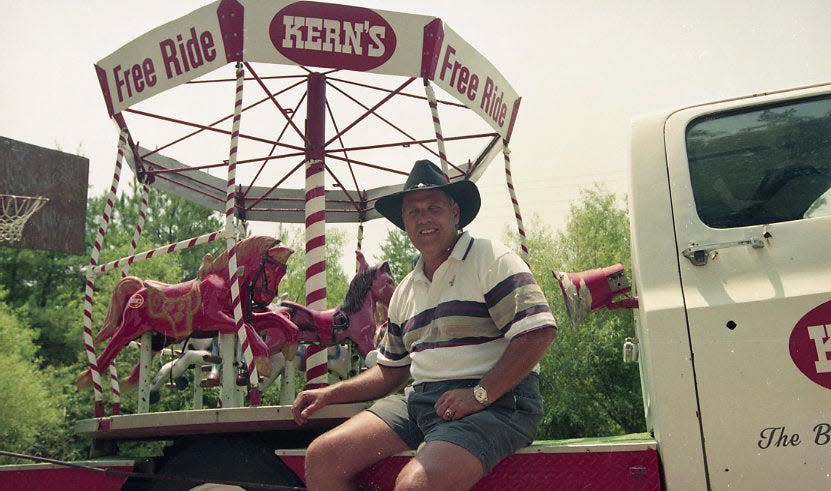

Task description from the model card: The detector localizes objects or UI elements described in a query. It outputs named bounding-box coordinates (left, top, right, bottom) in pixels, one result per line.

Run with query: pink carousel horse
left=255, top=254, right=395, bottom=363
left=88, top=236, right=293, bottom=382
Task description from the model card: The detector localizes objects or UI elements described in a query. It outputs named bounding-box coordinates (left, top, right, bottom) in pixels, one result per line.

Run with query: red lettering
left=497, top=101, right=507, bottom=126
left=200, top=31, right=216, bottom=62
left=467, top=74, right=478, bottom=101
left=185, top=28, right=204, bottom=69
left=159, top=39, right=181, bottom=78
left=175, top=34, right=191, bottom=72
left=457, top=66, right=469, bottom=94
left=113, top=65, right=128, bottom=102
left=481, top=77, right=493, bottom=112
left=142, top=58, right=157, bottom=86
left=479, top=77, right=508, bottom=127
left=440, top=45, right=480, bottom=102
left=439, top=45, right=457, bottom=83
left=160, top=28, right=217, bottom=79
left=112, top=59, right=157, bottom=102
left=131, top=64, right=144, bottom=92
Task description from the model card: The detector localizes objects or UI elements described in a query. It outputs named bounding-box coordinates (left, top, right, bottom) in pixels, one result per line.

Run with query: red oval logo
left=127, top=294, right=144, bottom=309
left=270, top=1, right=396, bottom=71
left=789, top=299, right=831, bottom=390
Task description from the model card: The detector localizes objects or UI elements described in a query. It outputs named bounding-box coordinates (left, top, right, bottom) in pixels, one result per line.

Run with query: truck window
left=685, top=95, right=831, bottom=228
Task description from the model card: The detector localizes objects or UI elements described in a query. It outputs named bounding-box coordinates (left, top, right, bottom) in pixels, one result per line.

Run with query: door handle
left=682, top=237, right=765, bottom=266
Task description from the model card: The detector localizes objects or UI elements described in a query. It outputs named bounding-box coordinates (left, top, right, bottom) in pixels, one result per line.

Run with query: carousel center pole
left=304, top=73, right=330, bottom=390
left=288, top=72, right=330, bottom=403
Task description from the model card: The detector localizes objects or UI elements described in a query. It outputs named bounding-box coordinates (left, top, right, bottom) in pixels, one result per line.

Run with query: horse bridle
left=332, top=309, right=349, bottom=342
left=245, top=248, right=287, bottom=322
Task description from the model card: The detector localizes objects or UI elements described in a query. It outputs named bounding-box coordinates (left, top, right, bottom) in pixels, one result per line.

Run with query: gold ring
left=444, top=408, right=454, bottom=419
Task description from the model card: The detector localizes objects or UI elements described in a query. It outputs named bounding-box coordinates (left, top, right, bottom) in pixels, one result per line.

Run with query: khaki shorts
left=367, top=373, right=542, bottom=475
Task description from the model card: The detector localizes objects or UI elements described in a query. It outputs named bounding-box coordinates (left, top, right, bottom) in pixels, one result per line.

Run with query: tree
left=0, top=183, right=228, bottom=368
left=376, top=228, right=417, bottom=282
left=0, top=291, right=61, bottom=463
left=0, top=182, right=233, bottom=460
left=505, top=185, right=645, bottom=439
left=109, top=182, right=226, bottom=280
left=276, top=224, right=350, bottom=308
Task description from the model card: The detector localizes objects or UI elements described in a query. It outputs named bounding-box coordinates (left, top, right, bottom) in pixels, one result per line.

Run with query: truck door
left=664, top=86, right=831, bottom=489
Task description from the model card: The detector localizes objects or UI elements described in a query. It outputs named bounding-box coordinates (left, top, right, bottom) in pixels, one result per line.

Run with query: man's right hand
left=292, top=387, right=331, bottom=425
left=290, top=364, right=410, bottom=425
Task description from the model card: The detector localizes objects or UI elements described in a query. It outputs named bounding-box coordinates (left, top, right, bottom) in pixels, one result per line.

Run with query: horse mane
left=197, top=236, right=277, bottom=278
left=341, top=265, right=378, bottom=315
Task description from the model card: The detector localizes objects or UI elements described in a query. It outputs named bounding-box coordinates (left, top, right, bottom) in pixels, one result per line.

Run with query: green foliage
left=101, top=182, right=226, bottom=280
left=376, top=228, right=417, bottom=282
left=277, top=224, right=349, bottom=308
left=0, top=183, right=231, bottom=461
left=0, top=248, right=85, bottom=309
left=505, top=185, right=645, bottom=439
left=0, top=295, right=62, bottom=463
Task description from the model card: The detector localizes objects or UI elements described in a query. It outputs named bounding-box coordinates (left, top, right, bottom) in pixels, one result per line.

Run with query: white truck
left=3, top=83, right=829, bottom=490
left=625, top=80, right=831, bottom=489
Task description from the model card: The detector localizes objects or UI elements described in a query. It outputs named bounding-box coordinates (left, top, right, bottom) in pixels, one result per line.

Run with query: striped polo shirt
left=377, top=232, right=556, bottom=384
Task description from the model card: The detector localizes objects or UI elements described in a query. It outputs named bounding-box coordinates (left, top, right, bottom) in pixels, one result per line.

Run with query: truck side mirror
left=553, top=264, right=639, bottom=328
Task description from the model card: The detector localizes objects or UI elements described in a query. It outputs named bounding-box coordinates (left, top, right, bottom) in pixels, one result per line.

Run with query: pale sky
left=2, top=0, right=830, bottom=271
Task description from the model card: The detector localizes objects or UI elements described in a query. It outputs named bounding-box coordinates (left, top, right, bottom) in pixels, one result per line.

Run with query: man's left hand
left=435, top=387, right=485, bottom=421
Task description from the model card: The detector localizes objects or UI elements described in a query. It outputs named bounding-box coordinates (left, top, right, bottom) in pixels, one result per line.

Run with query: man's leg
left=395, top=440, right=483, bottom=491
left=305, top=410, right=409, bottom=490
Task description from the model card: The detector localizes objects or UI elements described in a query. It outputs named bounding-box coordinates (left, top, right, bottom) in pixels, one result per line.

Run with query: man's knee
left=394, top=442, right=483, bottom=491
left=395, top=463, right=481, bottom=491
left=305, top=431, right=348, bottom=479
left=395, top=463, right=429, bottom=490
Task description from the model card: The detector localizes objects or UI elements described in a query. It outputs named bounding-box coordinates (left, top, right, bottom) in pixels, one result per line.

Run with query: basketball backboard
left=0, top=136, right=89, bottom=255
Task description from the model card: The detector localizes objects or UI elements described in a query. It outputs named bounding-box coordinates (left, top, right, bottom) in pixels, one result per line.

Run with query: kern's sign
left=95, top=0, right=519, bottom=140
left=269, top=2, right=396, bottom=71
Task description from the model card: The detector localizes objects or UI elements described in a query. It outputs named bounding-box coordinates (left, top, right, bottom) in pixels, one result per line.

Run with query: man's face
left=401, top=189, right=460, bottom=258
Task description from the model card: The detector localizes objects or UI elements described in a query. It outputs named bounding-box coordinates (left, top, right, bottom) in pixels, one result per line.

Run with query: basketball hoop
left=0, top=194, right=49, bottom=243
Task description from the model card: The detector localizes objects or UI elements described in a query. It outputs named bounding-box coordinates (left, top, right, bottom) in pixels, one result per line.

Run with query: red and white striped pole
left=107, top=183, right=150, bottom=414
left=88, top=231, right=224, bottom=276
left=303, top=344, right=328, bottom=389
left=223, top=62, right=262, bottom=405
left=83, top=128, right=128, bottom=417
left=304, top=73, right=329, bottom=390
left=503, top=144, right=530, bottom=265
left=116, top=182, right=147, bottom=414
left=121, top=183, right=149, bottom=278
left=424, top=80, right=449, bottom=175
left=356, top=222, right=364, bottom=273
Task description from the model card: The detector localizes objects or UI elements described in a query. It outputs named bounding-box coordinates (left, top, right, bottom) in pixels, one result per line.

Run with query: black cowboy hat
left=375, top=160, right=480, bottom=230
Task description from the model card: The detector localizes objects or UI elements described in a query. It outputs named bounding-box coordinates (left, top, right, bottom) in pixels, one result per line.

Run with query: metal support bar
left=137, top=332, right=153, bottom=414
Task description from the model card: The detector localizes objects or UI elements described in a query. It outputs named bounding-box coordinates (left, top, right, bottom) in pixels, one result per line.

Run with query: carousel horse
left=260, top=343, right=355, bottom=392
left=146, top=291, right=285, bottom=402
left=118, top=293, right=293, bottom=395
left=87, top=236, right=293, bottom=384
left=143, top=338, right=220, bottom=403
left=256, top=253, right=396, bottom=389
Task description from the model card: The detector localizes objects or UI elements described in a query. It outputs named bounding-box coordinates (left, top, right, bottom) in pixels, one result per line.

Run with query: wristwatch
left=473, top=384, right=489, bottom=406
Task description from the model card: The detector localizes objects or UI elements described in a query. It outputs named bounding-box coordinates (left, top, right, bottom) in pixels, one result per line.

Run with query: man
left=292, top=160, right=557, bottom=490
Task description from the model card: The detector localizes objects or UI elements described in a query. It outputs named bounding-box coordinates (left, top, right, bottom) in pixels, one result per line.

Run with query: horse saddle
left=281, top=301, right=347, bottom=345
left=145, top=280, right=202, bottom=336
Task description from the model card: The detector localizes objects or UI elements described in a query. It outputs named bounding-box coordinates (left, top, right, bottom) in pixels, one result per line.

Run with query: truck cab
left=630, top=82, right=831, bottom=489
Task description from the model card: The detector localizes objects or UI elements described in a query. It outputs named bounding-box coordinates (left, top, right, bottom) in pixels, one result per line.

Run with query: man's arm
left=434, top=325, right=556, bottom=419
left=292, top=363, right=410, bottom=425
left=478, top=325, right=556, bottom=400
